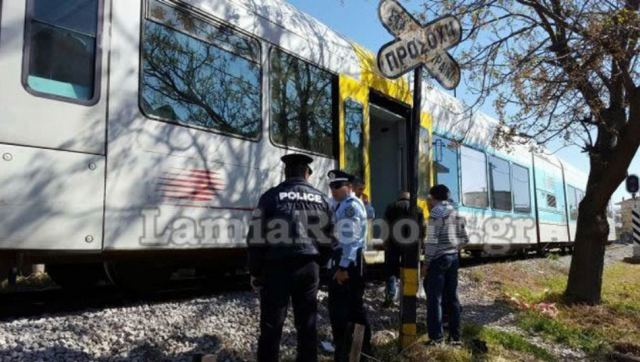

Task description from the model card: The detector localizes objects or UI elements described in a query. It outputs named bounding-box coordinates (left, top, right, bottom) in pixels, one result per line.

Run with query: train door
left=0, top=0, right=108, bottom=251
left=533, top=154, right=570, bottom=245
left=368, top=91, right=411, bottom=241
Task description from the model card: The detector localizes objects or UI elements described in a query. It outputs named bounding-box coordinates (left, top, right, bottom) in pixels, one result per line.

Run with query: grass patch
left=516, top=311, right=606, bottom=355
left=546, top=253, right=561, bottom=261
left=374, top=254, right=639, bottom=360
left=601, top=262, right=640, bottom=312
left=466, top=260, right=566, bottom=300
left=463, top=323, right=556, bottom=362
left=404, top=344, right=472, bottom=362
left=467, top=269, right=485, bottom=284
left=496, top=261, right=640, bottom=358
left=373, top=335, right=472, bottom=362
left=372, top=324, right=555, bottom=361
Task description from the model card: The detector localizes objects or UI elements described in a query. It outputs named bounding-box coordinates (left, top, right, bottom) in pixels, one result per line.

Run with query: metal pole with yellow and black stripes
left=399, top=65, right=423, bottom=349
left=632, top=202, right=640, bottom=258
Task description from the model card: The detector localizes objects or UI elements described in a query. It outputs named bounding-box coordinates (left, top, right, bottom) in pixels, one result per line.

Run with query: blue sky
left=287, top=0, right=640, bottom=205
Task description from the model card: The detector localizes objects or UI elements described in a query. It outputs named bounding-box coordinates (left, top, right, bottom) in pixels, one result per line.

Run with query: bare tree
left=418, top=0, right=640, bottom=304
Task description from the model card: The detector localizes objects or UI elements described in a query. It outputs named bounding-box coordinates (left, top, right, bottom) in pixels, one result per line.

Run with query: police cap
left=281, top=153, right=313, bottom=175
left=327, top=169, right=355, bottom=186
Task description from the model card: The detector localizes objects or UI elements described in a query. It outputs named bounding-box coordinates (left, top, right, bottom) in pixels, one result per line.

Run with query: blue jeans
left=385, top=275, right=397, bottom=301
left=384, top=244, right=401, bottom=302
left=425, top=253, right=461, bottom=341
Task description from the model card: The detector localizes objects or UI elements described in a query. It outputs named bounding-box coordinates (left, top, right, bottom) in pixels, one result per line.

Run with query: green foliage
left=372, top=336, right=472, bottom=362
left=546, top=253, right=560, bottom=261
left=463, top=323, right=556, bottom=362
left=516, top=312, right=607, bottom=355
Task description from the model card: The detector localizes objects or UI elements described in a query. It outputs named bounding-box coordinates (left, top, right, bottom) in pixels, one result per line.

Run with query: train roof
left=195, top=0, right=362, bottom=77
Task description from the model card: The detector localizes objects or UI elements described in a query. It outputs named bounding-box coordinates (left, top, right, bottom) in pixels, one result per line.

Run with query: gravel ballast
left=0, top=244, right=632, bottom=361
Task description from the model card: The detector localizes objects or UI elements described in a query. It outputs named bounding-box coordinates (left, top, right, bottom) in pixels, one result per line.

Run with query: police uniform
left=247, top=154, right=334, bottom=362
left=327, top=170, right=372, bottom=362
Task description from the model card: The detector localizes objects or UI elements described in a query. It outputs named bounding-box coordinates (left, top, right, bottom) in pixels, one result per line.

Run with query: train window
left=511, top=164, right=531, bottom=213
left=270, top=48, right=338, bottom=157
left=344, top=100, right=364, bottom=179
left=23, top=0, right=102, bottom=103
left=567, top=185, right=579, bottom=221
left=418, top=127, right=430, bottom=199
left=433, top=135, right=460, bottom=204
left=140, top=0, right=262, bottom=139
left=489, top=155, right=512, bottom=211
left=460, top=146, right=488, bottom=208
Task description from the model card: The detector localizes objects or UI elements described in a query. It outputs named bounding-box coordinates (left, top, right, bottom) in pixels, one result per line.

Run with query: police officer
left=327, top=170, right=372, bottom=362
left=247, top=154, right=334, bottom=362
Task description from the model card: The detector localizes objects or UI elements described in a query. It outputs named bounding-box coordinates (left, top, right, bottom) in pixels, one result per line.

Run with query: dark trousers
left=425, top=253, right=461, bottom=341
left=328, top=253, right=371, bottom=362
left=258, top=257, right=319, bottom=362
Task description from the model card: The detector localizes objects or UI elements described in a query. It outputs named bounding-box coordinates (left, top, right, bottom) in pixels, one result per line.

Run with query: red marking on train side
left=157, top=168, right=225, bottom=203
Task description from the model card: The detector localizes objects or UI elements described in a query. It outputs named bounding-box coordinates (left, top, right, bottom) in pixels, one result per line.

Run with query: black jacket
left=383, top=197, right=426, bottom=250
left=246, top=177, right=335, bottom=276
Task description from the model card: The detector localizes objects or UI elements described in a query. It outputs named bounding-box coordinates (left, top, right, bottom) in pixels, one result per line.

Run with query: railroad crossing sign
left=375, top=0, right=464, bottom=350
left=377, top=0, right=462, bottom=89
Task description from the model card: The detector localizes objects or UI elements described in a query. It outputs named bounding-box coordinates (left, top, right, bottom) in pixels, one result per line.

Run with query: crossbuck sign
left=377, top=0, right=462, bottom=89
left=375, top=0, right=464, bottom=350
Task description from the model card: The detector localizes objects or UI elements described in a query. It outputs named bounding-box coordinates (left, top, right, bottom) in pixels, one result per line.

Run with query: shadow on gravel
left=0, top=334, right=248, bottom=362
left=119, top=335, right=229, bottom=362
left=0, top=346, right=95, bottom=362
left=0, top=276, right=251, bottom=321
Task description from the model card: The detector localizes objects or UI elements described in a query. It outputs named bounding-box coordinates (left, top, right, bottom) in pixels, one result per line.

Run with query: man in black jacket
left=382, top=192, right=426, bottom=307
left=247, top=154, right=334, bottom=362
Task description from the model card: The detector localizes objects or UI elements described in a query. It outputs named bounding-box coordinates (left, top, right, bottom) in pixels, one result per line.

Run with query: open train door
left=368, top=91, right=411, bottom=226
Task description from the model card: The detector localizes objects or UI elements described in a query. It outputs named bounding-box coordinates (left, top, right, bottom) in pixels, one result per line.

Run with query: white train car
left=0, top=0, right=355, bottom=287
left=0, top=0, right=615, bottom=288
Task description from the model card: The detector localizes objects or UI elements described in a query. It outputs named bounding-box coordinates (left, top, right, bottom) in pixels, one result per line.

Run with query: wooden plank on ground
left=349, top=323, right=366, bottom=362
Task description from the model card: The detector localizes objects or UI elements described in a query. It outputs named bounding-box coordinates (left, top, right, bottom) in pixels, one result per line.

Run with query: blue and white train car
left=425, top=87, right=616, bottom=255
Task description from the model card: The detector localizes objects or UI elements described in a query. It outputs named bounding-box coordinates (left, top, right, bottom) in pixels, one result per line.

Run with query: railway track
left=0, top=244, right=629, bottom=320
left=0, top=276, right=250, bottom=321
